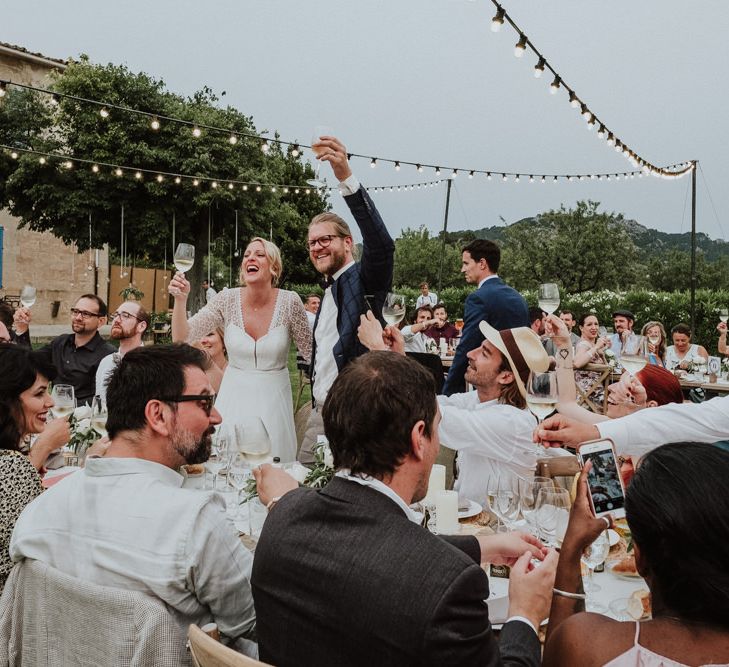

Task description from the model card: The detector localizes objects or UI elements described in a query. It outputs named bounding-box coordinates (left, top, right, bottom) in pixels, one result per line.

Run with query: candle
left=423, top=464, right=446, bottom=505
left=435, top=490, right=460, bottom=535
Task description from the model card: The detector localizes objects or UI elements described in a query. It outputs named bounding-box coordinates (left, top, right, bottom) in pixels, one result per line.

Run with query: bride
left=170, top=237, right=311, bottom=462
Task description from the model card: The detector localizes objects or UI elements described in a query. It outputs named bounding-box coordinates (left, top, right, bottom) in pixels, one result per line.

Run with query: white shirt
left=335, top=470, right=422, bottom=524
left=437, top=393, right=537, bottom=506
left=94, top=352, right=120, bottom=402
left=206, top=287, right=217, bottom=302
left=313, top=259, right=356, bottom=405
left=401, top=325, right=429, bottom=353
left=597, top=394, right=729, bottom=457
left=305, top=310, right=316, bottom=329
left=10, top=457, right=256, bottom=641
left=416, top=292, right=438, bottom=309
left=478, top=274, right=499, bottom=289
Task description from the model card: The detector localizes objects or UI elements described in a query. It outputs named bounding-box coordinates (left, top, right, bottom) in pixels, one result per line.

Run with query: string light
left=569, top=91, right=579, bottom=108
left=416, top=164, right=423, bottom=173
left=115, top=167, right=123, bottom=177
left=514, top=34, right=528, bottom=58
left=10, top=151, right=18, bottom=159
left=395, top=161, right=400, bottom=171
left=150, top=116, right=160, bottom=130
left=192, top=126, right=201, bottom=138
left=291, top=144, right=300, bottom=157
left=534, top=57, right=545, bottom=78
left=134, top=171, right=142, bottom=180
left=63, top=160, right=73, bottom=169
left=261, top=139, right=269, bottom=153
left=491, top=6, right=505, bottom=32
left=91, top=164, right=99, bottom=173
left=550, top=76, right=561, bottom=94
left=39, top=157, right=46, bottom=164
left=370, top=158, right=377, bottom=168
left=228, top=134, right=238, bottom=145
left=99, top=107, right=109, bottom=118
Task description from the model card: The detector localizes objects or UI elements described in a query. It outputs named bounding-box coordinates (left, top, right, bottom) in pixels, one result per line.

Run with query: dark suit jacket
left=310, top=187, right=394, bottom=403
left=251, top=477, right=540, bottom=667
left=443, top=277, right=529, bottom=395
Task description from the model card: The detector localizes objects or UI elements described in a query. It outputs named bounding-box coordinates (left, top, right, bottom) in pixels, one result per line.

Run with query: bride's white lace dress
left=186, top=288, right=311, bottom=462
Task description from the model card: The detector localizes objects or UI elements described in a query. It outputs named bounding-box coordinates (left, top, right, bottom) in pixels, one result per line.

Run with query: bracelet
left=553, top=588, right=586, bottom=600
left=266, top=496, right=282, bottom=511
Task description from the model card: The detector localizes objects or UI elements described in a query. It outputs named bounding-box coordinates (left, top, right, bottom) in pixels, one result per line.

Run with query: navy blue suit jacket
left=310, top=187, right=394, bottom=402
left=443, top=276, right=529, bottom=395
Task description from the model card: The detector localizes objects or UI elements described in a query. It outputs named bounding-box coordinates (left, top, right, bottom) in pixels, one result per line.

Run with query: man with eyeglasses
left=25, top=294, right=115, bottom=406
left=95, top=301, right=151, bottom=402
left=11, top=345, right=258, bottom=656
left=298, top=135, right=394, bottom=463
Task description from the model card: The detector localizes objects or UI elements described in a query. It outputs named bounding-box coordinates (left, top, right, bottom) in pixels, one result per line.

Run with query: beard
left=170, top=424, right=214, bottom=464
left=111, top=325, right=134, bottom=340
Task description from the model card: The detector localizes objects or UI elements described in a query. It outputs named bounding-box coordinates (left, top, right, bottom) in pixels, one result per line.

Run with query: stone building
left=0, top=42, right=110, bottom=324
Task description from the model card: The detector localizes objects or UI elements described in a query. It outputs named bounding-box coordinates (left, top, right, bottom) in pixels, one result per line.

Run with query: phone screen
left=581, top=446, right=625, bottom=515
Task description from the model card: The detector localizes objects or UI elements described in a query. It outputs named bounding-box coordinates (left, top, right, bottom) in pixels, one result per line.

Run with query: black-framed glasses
left=111, top=310, right=141, bottom=322
left=157, top=394, right=217, bottom=416
left=70, top=308, right=101, bottom=319
left=306, top=234, right=342, bottom=250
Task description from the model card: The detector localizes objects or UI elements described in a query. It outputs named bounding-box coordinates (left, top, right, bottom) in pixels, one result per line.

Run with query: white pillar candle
left=435, top=490, right=460, bottom=535
left=423, top=464, right=446, bottom=505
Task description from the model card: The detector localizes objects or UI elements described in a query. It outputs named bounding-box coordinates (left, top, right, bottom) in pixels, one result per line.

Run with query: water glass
left=535, top=487, right=571, bottom=546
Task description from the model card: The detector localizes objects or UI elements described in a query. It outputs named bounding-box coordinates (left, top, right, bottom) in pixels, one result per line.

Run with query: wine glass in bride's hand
left=174, top=243, right=195, bottom=274
left=20, top=285, right=37, bottom=309
left=382, top=293, right=406, bottom=327
left=306, top=125, right=334, bottom=188
left=538, top=283, right=560, bottom=315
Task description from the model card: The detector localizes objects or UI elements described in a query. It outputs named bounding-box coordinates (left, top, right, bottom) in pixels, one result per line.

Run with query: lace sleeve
left=281, top=291, right=312, bottom=363
left=185, top=289, right=235, bottom=343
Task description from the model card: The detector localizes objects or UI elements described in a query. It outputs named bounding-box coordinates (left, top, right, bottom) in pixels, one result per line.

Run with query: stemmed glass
left=538, top=283, right=560, bottom=315
left=494, top=475, right=521, bottom=530
left=620, top=335, right=648, bottom=377
left=526, top=371, right=558, bottom=425
left=90, top=396, right=108, bottom=437
left=582, top=531, right=610, bottom=611
left=382, top=293, right=407, bottom=327
left=534, top=487, right=571, bottom=547
left=20, top=285, right=37, bottom=308
left=234, top=417, right=272, bottom=466
left=50, top=384, right=75, bottom=419
left=228, top=453, right=251, bottom=520
left=519, top=476, right=554, bottom=536
left=306, top=125, right=334, bottom=189
left=205, top=435, right=229, bottom=490
left=174, top=243, right=195, bottom=274
left=720, top=308, right=729, bottom=324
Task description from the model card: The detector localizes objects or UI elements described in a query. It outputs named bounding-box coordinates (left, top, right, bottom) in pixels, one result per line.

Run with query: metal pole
left=437, top=178, right=453, bottom=293
left=690, top=160, right=698, bottom=335
left=207, top=206, right=212, bottom=284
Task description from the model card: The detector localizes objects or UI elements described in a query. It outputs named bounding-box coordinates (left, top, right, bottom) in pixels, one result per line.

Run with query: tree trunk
left=184, top=214, right=209, bottom=314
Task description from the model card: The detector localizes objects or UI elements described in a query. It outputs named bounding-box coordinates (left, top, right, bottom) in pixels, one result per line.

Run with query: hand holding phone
left=577, top=438, right=626, bottom=520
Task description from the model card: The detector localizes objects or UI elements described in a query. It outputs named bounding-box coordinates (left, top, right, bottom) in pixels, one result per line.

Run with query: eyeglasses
left=157, top=394, right=217, bottom=416
left=70, top=308, right=101, bottom=319
left=306, top=234, right=342, bottom=250
left=111, top=311, right=141, bottom=322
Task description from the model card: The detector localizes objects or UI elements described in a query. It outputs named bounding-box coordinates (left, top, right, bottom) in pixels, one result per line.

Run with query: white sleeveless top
left=664, top=344, right=703, bottom=370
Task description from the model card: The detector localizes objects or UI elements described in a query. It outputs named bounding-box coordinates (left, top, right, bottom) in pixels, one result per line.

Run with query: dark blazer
left=252, top=477, right=540, bottom=667
left=310, top=187, right=394, bottom=402
left=443, top=277, right=529, bottom=395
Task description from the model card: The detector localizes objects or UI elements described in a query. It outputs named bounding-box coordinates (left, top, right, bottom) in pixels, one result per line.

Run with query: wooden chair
left=293, top=368, right=311, bottom=412
left=575, top=363, right=612, bottom=413
left=294, top=400, right=312, bottom=451
left=188, top=625, right=273, bottom=667
left=537, top=455, right=581, bottom=495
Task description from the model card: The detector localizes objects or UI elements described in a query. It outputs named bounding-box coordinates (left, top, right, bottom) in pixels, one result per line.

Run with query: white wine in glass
left=306, top=125, right=334, bottom=188
left=51, top=384, right=76, bottom=419
left=538, top=283, right=560, bottom=315
left=91, top=396, right=108, bottom=437
left=174, top=243, right=195, bottom=274
left=382, top=293, right=406, bottom=327
left=526, top=371, right=558, bottom=422
left=720, top=308, right=729, bottom=324
left=620, top=334, right=648, bottom=376
left=20, top=285, right=37, bottom=308
left=235, top=417, right=272, bottom=466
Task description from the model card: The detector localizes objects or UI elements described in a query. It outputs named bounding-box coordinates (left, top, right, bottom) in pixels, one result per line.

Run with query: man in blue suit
left=443, top=239, right=528, bottom=395
left=299, top=135, right=394, bottom=462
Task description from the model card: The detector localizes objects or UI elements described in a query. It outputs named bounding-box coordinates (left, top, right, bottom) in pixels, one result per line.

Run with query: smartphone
left=577, top=438, right=626, bottom=519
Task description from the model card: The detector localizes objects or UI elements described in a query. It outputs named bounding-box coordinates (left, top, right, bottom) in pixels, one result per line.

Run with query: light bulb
left=228, top=183, right=234, bottom=190
left=51, top=94, right=60, bottom=106
left=469, top=170, right=474, bottom=179
left=156, top=174, right=164, bottom=183
left=174, top=176, right=181, bottom=184
left=261, top=140, right=269, bottom=153
left=607, top=134, right=615, bottom=147
left=395, top=161, right=400, bottom=171
left=586, top=116, right=596, bottom=130
left=569, top=92, right=579, bottom=108
left=99, top=107, right=109, bottom=118
left=491, top=7, right=505, bottom=32
left=134, top=171, right=142, bottom=180
left=192, top=126, right=201, bottom=138
left=256, top=185, right=261, bottom=192
left=502, top=173, right=508, bottom=182
left=514, top=174, right=520, bottom=182
left=10, top=151, right=18, bottom=159
left=291, top=144, right=300, bottom=157
left=435, top=167, right=441, bottom=175
left=534, top=57, right=545, bottom=78
left=211, top=181, right=218, bottom=188
left=550, top=76, right=561, bottom=95
left=581, top=104, right=590, bottom=120
left=487, top=172, right=492, bottom=180
left=39, top=157, right=46, bottom=165
left=416, top=164, right=423, bottom=173
left=370, top=158, right=377, bottom=168
left=193, top=179, right=199, bottom=186
left=92, top=164, right=99, bottom=173
left=529, top=175, right=534, bottom=183
left=115, top=168, right=123, bottom=177
left=452, top=169, right=458, bottom=178
left=514, top=34, right=527, bottom=57
left=243, top=185, right=248, bottom=191
left=64, top=160, right=73, bottom=169
left=151, top=117, right=160, bottom=130
left=597, top=125, right=606, bottom=138
left=229, top=134, right=238, bottom=145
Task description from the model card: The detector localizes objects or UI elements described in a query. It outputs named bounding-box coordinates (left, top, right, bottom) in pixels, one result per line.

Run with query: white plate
left=608, top=529, right=620, bottom=546
left=459, top=500, right=483, bottom=520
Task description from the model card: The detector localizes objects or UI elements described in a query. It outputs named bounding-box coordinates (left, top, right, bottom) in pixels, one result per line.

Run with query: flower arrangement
left=67, top=406, right=100, bottom=456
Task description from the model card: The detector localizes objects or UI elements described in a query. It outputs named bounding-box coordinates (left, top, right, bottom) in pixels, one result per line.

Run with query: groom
left=298, top=135, right=394, bottom=463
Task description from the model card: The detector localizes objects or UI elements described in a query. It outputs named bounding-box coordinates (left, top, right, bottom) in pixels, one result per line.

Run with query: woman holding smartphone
left=543, top=442, right=729, bottom=666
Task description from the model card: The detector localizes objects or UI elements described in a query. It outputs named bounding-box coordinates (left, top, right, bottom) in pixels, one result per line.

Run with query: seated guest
left=11, top=345, right=256, bottom=650
left=543, top=442, right=729, bottom=666
left=610, top=309, right=636, bottom=360
left=423, top=302, right=459, bottom=346
left=641, top=320, right=667, bottom=366
left=18, top=294, right=115, bottom=406
left=572, top=313, right=609, bottom=411
left=358, top=314, right=550, bottom=507
left=665, top=322, right=708, bottom=371
left=95, top=301, right=149, bottom=402
left=0, top=346, right=69, bottom=593
left=252, top=351, right=557, bottom=667
left=400, top=305, right=437, bottom=353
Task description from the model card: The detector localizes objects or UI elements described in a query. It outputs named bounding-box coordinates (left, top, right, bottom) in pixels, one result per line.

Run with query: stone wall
left=0, top=44, right=111, bottom=323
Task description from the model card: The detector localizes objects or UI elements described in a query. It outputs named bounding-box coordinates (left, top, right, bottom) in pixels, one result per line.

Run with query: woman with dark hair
left=543, top=442, right=729, bottom=666
left=573, top=313, right=610, bottom=412
left=0, top=345, right=69, bottom=592
left=665, top=323, right=708, bottom=371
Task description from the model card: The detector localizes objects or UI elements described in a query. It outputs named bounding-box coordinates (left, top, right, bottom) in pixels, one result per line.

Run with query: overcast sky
left=5, top=0, right=728, bottom=243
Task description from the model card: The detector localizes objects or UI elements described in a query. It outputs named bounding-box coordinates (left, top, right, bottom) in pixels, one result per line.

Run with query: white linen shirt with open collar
left=437, top=393, right=537, bottom=506
left=10, top=456, right=256, bottom=641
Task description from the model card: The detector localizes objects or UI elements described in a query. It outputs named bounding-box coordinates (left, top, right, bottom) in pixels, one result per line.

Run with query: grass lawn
left=287, top=343, right=311, bottom=407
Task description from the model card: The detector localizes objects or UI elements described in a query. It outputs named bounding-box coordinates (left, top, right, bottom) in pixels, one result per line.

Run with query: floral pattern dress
left=575, top=339, right=608, bottom=412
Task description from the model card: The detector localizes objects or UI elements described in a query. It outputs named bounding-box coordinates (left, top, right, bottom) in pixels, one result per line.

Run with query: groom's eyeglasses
left=307, top=234, right=343, bottom=250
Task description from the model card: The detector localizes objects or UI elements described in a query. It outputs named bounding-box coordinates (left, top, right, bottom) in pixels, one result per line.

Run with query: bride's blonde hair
left=240, top=237, right=283, bottom=286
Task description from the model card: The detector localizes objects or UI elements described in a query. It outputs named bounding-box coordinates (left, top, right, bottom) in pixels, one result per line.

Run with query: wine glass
left=227, top=453, right=251, bottom=521
left=526, top=371, right=558, bottom=425
left=518, top=476, right=554, bottom=536
left=20, top=285, right=37, bottom=308
left=205, top=435, right=229, bottom=490
left=581, top=531, right=610, bottom=611
left=234, top=417, right=272, bottom=466
left=90, top=396, right=108, bottom=437
left=174, top=243, right=195, bottom=274
left=486, top=474, right=503, bottom=532
left=306, top=125, right=334, bottom=188
left=538, top=283, right=560, bottom=315
left=494, top=475, right=521, bottom=530
left=382, top=293, right=407, bottom=327
left=720, top=308, right=729, bottom=324
left=598, top=326, right=608, bottom=339
left=534, top=487, right=571, bottom=547
left=50, top=384, right=75, bottom=419
left=620, top=335, right=648, bottom=377
left=454, top=318, right=464, bottom=334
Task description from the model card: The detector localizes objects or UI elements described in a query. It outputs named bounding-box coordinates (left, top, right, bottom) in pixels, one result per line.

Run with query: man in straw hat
left=357, top=314, right=550, bottom=507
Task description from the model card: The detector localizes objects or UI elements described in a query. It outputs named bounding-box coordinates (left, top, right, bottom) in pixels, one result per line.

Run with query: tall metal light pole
left=437, top=178, right=453, bottom=293
left=690, top=160, right=698, bottom=335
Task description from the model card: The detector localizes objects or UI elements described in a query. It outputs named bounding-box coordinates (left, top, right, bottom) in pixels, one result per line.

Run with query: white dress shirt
left=437, top=393, right=537, bottom=506
left=335, top=470, right=422, bottom=523
left=416, top=292, right=438, bottom=309
left=11, top=457, right=256, bottom=641
left=597, top=394, right=729, bottom=457
left=401, top=325, right=429, bottom=353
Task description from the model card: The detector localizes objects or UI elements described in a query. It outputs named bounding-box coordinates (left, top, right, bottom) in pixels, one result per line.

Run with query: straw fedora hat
left=478, top=321, right=550, bottom=398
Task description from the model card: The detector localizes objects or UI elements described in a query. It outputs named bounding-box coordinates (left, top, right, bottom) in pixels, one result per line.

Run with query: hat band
left=500, top=329, right=530, bottom=387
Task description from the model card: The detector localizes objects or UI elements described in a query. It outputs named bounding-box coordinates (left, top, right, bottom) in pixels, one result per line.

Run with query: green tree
left=393, top=227, right=463, bottom=291
left=0, top=59, right=324, bottom=310
left=500, top=200, right=643, bottom=293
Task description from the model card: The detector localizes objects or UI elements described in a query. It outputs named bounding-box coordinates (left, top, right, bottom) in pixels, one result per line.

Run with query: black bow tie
left=320, top=275, right=334, bottom=290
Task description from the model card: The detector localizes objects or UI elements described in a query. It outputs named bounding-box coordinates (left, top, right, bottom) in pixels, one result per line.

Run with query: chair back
left=406, top=352, right=445, bottom=393
left=536, top=455, right=581, bottom=496
left=294, top=401, right=312, bottom=450
left=0, top=559, right=189, bottom=666
left=188, top=625, right=273, bottom=667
